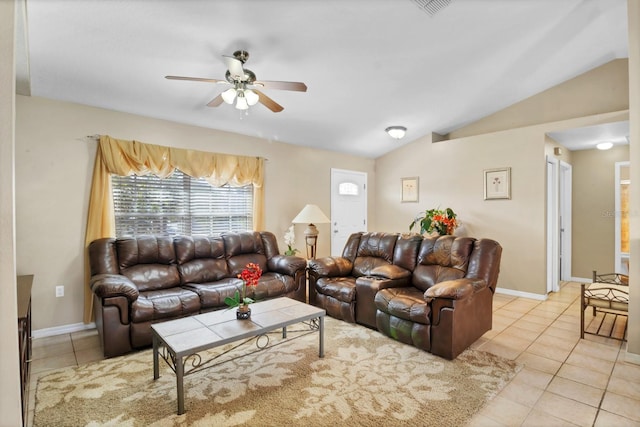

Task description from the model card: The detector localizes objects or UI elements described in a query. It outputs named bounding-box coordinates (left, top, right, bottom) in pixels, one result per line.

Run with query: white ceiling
left=547, top=120, right=629, bottom=151
left=18, top=0, right=629, bottom=158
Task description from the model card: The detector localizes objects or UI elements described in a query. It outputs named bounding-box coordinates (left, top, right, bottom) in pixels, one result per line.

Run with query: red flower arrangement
left=225, top=262, right=263, bottom=308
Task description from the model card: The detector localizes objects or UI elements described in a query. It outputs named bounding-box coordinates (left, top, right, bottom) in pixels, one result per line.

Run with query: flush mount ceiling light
left=596, top=142, right=613, bottom=150
left=386, top=126, right=407, bottom=139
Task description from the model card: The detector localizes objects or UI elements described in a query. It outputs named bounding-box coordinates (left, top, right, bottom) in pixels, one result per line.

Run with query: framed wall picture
left=401, top=177, right=419, bottom=203
left=484, top=167, right=511, bottom=200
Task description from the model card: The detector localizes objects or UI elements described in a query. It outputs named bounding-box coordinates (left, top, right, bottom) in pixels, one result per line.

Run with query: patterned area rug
left=34, top=317, right=519, bottom=426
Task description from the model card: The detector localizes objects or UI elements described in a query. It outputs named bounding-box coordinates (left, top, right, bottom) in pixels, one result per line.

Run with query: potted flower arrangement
left=283, top=225, right=299, bottom=256
left=410, top=207, right=459, bottom=236
left=224, top=262, right=263, bottom=320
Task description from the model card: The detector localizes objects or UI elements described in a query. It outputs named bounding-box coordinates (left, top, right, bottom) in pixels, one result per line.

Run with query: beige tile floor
left=26, top=282, right=639, bottom=426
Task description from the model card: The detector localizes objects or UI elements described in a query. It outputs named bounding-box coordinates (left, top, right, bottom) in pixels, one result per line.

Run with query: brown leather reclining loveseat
left=89, top=231, right=307, bottom=357
left=308, top=232, right=502, bottom=360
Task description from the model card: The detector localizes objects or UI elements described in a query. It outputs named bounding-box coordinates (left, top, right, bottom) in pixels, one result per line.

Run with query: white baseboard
left=495, top=287, right=547, bottom=301
left=33, top=322, right=96, bottom=339
left=624, top=351, right=640, bottom=366
left=569, top=276, right=591, bottom=283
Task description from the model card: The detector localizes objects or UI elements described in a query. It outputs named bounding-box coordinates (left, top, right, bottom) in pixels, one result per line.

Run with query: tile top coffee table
left=151, top=297, right=325, bottom=415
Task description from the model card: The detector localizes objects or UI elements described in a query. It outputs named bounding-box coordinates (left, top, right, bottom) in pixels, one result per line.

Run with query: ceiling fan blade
left=206, top=94, right=224, bottom=107
left=165, top=75, right=227, bottom=84
left=255, top=90, right=284, bottom=112
left=254, top=80, right=307, bottom=92
left=223, top=55, right=245, bottom=80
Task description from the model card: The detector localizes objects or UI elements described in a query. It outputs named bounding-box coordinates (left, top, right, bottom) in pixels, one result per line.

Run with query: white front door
left=330, top=169, right=367, bottom=256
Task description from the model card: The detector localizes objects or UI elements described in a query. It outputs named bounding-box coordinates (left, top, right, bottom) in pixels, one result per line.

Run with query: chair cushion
left=131, top=288, right=200, bottom=322
left=374, top=287, right=431, bottom=325
left=315, top=277, right=357, bottom=303
left=585, top=282, right=629, bottom=311
left=181, top=278, right=243, bottom=309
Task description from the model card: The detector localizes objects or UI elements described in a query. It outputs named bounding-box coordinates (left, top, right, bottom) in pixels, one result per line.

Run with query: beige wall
left=450, top=59, right=629, bottom=139
left=15, top=95, right=375, bottom=331
left=376, top=125, right=547, bottom=295
left=544, top=136, right=573, bottom=164
left=376, top=57, right=630, bottom=297
left=571, top=146, right=629, bottom=278
left=1, top=1, right=23, bottom=425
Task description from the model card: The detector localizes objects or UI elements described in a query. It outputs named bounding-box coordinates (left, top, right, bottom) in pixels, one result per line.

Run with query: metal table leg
left=176, top=354, right=185, bottom=415
left=319, top=315, right=325, bottom=358
left=153, top=334, right=159, bottom=380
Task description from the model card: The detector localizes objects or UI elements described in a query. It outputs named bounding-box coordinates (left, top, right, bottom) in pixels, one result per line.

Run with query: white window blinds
left=112, top=169, right=253, bottom=237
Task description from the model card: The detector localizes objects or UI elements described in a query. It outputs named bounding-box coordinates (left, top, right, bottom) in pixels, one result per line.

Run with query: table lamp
left=292, top=204, right=330, bottom=259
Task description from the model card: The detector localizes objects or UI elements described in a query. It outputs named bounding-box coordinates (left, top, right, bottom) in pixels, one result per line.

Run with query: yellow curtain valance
left=83, top=135, right=265, bottom=322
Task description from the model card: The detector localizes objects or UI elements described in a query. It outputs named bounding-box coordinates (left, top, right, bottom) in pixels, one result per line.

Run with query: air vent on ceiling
left=411, top=0, right=453, bottom=17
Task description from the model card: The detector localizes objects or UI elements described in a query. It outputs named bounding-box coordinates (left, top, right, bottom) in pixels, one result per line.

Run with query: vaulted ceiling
left=17, top=0, right=629, bottom=158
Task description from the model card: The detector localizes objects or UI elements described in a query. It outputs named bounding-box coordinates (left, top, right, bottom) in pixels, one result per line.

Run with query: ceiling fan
left=165, top=50, right=307, bottom=113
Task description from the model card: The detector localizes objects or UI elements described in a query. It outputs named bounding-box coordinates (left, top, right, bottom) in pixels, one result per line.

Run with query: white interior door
left=547, top=157, right=560, bottom=293
left=330, top=169, right=367, bottom=256
left=559, top=161, right=572, bottom=280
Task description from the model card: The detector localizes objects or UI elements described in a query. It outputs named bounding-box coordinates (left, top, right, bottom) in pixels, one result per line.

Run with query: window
left=338, top=182, right=359, bottom=196
left=112, top=169, right=253, bottom=237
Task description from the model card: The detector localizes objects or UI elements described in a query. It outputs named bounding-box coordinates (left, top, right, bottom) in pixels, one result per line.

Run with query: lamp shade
left=291, top=204, right=330, bottom=224
left=221, top=88, right=237, bottom=104
left=235, top=92, right=249, bottom=110
left=244, top=89, right=259, bottom=106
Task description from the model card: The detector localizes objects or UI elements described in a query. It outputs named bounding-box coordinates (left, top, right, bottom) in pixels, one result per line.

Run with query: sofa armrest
left=370, top=264, right=411, bottom=280
left=424, top=278, right=487, bottom=300
left=308, top=257, right=354, bottom=277
left=90, top=274, right=139, bottom=302
left=267, top=254, right=307, bottom=276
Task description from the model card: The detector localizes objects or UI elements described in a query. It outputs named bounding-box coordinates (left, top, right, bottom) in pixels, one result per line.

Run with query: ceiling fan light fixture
left=235, top=92, right=249, bottom=110
left=596, top=142, right=613, bottom=150
left=221, top=87, right=237, bottom=104
left=386, top=126, right=407, bottom=139
left=244, top=89, right=259, bottom=106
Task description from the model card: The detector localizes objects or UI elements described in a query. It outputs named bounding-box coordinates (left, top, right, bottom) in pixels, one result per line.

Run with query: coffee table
left=151, top=297, right=325, bottom=415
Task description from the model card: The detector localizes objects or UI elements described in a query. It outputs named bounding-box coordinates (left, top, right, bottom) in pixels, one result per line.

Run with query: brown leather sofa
left=89, top=231, right=307, bottom=357
left=308, top=232, right=502, bottom=360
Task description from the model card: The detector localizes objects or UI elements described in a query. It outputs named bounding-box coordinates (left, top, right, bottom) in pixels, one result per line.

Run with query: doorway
left=547, top=157, right=572, bottom=293
left=615, top=161, right=630, bottom=274
left=330, top=168, right=367, bottom=256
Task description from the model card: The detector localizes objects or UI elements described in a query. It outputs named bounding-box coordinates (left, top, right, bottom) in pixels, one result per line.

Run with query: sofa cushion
left=116, top=236, right=181, bottom=291
left=315, top=277, right=357, bottom=303
left=223, top=232, right=269, bottom=276
left=351, top=233, right=398, bottom=277
left=374, top=287, right=431, bottom=325
left=131, top=288, right=200, bottom=323
left=181, top=278, right=243, bottom=309
left=253, top=272, right=296, bottom=300
left=412, top=236, right=474, bottom=292
left=174, top=235, right=229, bottom=283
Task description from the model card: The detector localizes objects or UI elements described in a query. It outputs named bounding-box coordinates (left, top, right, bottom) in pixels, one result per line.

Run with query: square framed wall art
left=484, top=167, right=511, bottom=200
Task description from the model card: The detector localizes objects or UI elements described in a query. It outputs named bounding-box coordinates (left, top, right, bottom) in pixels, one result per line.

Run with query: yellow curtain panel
left=83, top=135, right=265, bottom=323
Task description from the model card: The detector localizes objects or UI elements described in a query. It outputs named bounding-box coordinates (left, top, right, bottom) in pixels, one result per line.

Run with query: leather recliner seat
left=308, top=232, right=502, bottom=360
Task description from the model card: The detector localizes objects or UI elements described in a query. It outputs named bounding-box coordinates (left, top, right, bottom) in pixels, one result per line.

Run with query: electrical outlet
left=55, top=285, right=64, bottom=297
